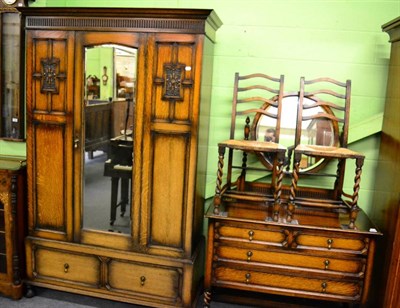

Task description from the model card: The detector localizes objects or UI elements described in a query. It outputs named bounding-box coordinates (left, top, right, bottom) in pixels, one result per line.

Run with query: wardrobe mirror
left=0, top=12, right=23, bottom=140
left=83, top=44, right=137, bottom=234
left=254, top=95, right=336, bottom=172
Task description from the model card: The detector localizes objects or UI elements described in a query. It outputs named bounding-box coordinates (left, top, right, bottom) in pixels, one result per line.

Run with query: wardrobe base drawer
left=25, top=238, right=192, bottom=307
left=108, top=259, right=181, bottom=300
left=30, top=246, right=100, bottom=288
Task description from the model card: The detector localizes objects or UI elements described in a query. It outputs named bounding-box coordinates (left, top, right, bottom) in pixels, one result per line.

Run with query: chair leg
left=287, top=152, right=301, bottom=222
left=349, top=157, right=364, bottom=229
left=237, top=151, right=248, bottom=191
left=214, top=146, right=226, bottom=214
left=203, top=289, right=212, bottom=307
left=286, top=147, right=293, bottom=173
left=110, top=177, right=119, bottom=225
left=272, top=151, right=284, bottom=222
left=120, top=178, right=129, bottom=217
left=334, top=159, right=346, bottom=200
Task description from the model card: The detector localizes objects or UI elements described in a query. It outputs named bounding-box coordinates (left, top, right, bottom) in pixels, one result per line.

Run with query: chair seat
left=219, top=139, right=286, bottom=153
left=295, top=144, right=364, bottom=159
left=294, top=196, right=351, bottom=210
left=223, top=189, right=274, bottom=203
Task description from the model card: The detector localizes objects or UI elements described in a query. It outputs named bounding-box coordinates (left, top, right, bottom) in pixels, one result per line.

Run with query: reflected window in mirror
left=83, top=44, right=137, bottom=235
left=253, top=95, right=337, bottom=172
left=0, top=11, right=23, bottom=140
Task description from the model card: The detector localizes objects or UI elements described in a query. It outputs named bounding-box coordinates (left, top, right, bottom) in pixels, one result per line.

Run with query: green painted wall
left=2, top=0, right=399, bottom=215
left=0, top=140, right=25, bottom=156
left=86, top=47, right=114, bottom=100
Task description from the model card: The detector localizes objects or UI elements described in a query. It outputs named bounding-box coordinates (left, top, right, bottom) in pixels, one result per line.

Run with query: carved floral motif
left=154, top=62, right=193, bottom=102
left=33, top=57, right=66, bottom=94
left=164, top=63, right=185, bottom=100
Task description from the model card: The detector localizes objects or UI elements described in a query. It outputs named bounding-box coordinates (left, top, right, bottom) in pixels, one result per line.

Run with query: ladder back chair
left=213, top=73, right=286, bottom=222
left=288, top=77, right=364, bottom=229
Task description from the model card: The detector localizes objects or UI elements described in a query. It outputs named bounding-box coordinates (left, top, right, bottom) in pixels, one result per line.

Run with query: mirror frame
left=250, top=93, right=340, bottom=173
left=76, top=31, right=141, bottom=243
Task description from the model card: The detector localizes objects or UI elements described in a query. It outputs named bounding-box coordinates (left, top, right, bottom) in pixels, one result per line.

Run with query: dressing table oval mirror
left=251, top=94, right=339, bottom=172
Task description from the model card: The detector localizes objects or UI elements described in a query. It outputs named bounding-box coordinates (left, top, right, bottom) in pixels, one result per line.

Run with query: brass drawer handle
left=140, top=276, right=146, bottom=286
left=246, top=251, right=253, bottom=262
left=321, top=282, right=327, bottom=293
left=64, top=263, right=69, bottom=273
left=245, top=273, right=251, bottom=284
left=324, top=259, right=330, bottom=270
left=248, top=230, right=254, bottom=241
left=327, top=238, right=333, bottom=249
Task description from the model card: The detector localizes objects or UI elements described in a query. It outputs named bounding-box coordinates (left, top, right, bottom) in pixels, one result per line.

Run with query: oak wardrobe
left=20, top=8, right=221, bottom=307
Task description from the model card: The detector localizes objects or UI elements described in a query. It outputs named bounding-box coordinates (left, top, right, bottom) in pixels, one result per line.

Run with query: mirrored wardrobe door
left=74, top=32, right=142, bottom=248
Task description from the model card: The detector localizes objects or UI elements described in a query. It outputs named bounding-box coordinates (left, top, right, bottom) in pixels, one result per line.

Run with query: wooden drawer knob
left=324, top=259, right=330, bottom=270
left=64, top=263, right=69, bottom=273
left=246, top=251, right=253, bottom=262
left=327, top=238, right=333, bottom=249
left=245, top=273, right=251, bottom=284
left=321, top=282, right=327, bottom=293
left=248, top=230, right=254, bottom=241
left=140, top=276, right=146, bottom=286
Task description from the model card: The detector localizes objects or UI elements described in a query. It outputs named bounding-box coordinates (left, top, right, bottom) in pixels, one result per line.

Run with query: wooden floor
left=0, top=286, right=355, bottom=308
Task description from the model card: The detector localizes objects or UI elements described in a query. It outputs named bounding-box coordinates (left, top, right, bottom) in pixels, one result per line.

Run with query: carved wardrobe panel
left=143, top=33, right=203, bottom=256
left=26, top=30, right=74, bottom=241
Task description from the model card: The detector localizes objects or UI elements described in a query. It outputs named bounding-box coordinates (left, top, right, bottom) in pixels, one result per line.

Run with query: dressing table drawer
left=216, top=222, right=286, bottom=246
left=214, top=266, right=361, bottom=300
left=215, top=245, right=365, bottom=276
left=32, top=247, right=100, bottom=287
left=294, top=232, right=369, bottom=255
left=108, top=259, right=181, bottom=300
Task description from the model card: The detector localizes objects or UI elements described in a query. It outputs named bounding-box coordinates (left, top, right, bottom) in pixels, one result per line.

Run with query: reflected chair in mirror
left=103, top=135, right=133, bottom=225
left=213, top=73, right=286, bottom=222
left=103, top=98, right=134, bottom=226
left=288, top=77, right=364, bottom=229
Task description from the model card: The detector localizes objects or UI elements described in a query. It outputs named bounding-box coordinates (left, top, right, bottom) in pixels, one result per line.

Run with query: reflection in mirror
left=0, top=13, right=23, bottom=139
left=83, top=44, right=137, bottom=234
left=255, top=95, right=335, bottom=172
